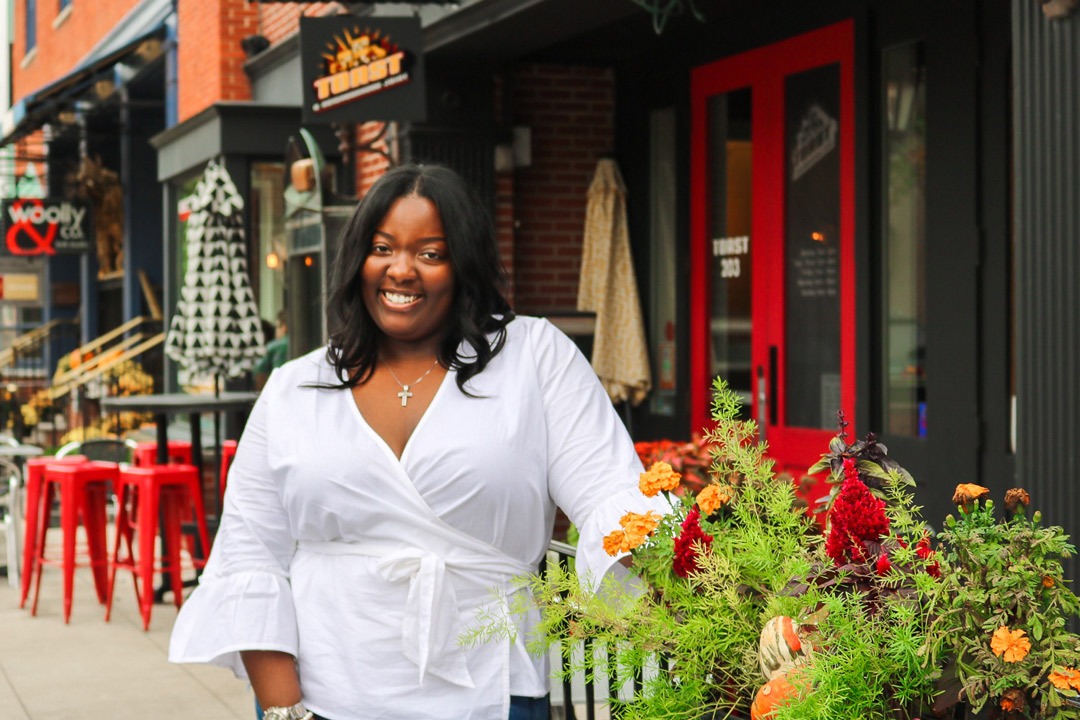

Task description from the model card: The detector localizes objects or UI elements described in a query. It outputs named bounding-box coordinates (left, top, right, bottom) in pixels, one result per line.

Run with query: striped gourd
left=758, top=615, right=811, bottom=681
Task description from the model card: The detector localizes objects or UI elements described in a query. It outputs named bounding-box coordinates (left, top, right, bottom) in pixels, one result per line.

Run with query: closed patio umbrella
left=165, top=158, right=265, bottom=381
left=164, top=158, right=264, bottom=507
left=577, top=158, right=652, bottom=408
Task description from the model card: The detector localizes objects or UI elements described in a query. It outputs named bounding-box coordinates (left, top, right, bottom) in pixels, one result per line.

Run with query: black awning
left=0, top=0, right=172, bottom=147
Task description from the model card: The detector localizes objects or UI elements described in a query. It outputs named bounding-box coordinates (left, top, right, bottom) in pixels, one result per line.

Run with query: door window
left=784, top=65, right=842, bottom=430
left=881, top=43, right=928, bottom=437
left=707, top=89, right=753, bottom=418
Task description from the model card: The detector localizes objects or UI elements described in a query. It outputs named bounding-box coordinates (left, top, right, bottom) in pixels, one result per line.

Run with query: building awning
left=0, top=0, right=173, bottom=146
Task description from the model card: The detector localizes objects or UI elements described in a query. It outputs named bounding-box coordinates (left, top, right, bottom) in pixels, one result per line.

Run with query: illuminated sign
left=1, top=198, right=92, bottom=256
left=300, top=17, right=426, bottom=125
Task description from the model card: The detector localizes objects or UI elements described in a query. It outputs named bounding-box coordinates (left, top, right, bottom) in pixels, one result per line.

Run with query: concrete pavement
left=0, top=531, right=254, bottom=720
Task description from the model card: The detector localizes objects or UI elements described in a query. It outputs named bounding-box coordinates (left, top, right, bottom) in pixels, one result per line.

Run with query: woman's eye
left=421, top=251, right=444, bottom=260
left=370, top=244, right=391, bottom=255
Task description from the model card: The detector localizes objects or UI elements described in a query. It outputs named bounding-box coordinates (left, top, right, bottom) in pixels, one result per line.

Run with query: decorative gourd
left=750, top=673, right=798, bottom=720
left=758, top=615, right=811, bottom=681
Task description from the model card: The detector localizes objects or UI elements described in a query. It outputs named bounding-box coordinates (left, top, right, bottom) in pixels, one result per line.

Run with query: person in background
left=254, top=310, right=288, bottom=390
left=169, top=164, right=663, bottom=720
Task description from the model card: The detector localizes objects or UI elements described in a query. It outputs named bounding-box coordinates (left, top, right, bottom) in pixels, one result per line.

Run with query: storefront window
left=882, top=43, right=927, bottom=437
left=250, top=162, right=287, bottom=327
left=649, top=107, right=678, bottom=416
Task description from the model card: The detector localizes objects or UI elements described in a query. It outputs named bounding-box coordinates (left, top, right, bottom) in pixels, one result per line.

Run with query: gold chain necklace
left=382, top=357, right=440, bottom=407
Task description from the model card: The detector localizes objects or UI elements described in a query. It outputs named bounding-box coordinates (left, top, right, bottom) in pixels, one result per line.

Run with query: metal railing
left=544, top=540, right=643, bottom=720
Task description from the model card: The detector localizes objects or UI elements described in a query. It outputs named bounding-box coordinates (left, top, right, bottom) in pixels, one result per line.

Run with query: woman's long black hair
left=320, top=163, right=514, bottom=393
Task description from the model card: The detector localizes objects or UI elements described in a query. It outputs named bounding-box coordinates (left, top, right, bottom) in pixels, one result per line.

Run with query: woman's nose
left=386, top=252, right=417, bottom=280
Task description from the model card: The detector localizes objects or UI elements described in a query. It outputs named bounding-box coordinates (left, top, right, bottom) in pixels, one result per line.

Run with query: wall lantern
left=1041, top=0, right=1078, bottom=19
left=629, top=0, right=707, bottom=34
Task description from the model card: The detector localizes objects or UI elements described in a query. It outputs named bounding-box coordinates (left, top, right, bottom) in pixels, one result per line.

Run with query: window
left=25, top=0, right=37, bottom=53
left=648, top=108, right=679, bottom=416
left=250, top=162, right=287, bottom=326
left=881, top=42, right=927, bottom=437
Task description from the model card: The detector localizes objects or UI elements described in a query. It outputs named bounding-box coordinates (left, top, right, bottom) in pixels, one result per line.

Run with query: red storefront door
left=690, top=21, right=856, bottom=495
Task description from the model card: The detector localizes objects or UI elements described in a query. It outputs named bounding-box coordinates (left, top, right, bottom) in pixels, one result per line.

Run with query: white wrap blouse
left=168, top=316, right=664, bottom=719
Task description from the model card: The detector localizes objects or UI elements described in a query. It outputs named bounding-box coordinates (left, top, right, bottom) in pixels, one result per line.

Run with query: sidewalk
left=0, top=533, right=611, bottom=720
left=0, top=532, right=254, bottom=720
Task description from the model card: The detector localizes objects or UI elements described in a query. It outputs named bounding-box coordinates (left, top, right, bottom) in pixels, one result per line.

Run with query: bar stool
left=132, top=440, right=193, bottom=467
left=29, top=461, right=119, bottom=623
left=107, top=464, right=211, bottom=630
left=220, top=439, right=238, bottom=498
left=18, top=454, right=87, bottom=609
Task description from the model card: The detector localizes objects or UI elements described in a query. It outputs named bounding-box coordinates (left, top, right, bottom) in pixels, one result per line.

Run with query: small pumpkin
left=758, top=615, right=811, bottom=681
left=750, top=673, right=799, bottom=720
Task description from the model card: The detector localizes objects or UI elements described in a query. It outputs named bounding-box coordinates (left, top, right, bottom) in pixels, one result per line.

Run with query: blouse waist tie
left=296, top=539, right=535, bottom=690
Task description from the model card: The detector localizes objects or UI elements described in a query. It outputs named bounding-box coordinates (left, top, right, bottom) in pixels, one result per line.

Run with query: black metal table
left=100, top=391, right=257, bottom=514
left=100, top=391, right=257, bottom=601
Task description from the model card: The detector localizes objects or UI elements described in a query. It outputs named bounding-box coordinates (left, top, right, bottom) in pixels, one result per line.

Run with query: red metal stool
left=107, top=464, right=211, bottom=630
left=19, top=454, right=87, bottom=609
left=220, top=439, right=238, bottom=499
left=29, top=461, right=119, bottom=623
left=132, top=440, right=193, bottom=467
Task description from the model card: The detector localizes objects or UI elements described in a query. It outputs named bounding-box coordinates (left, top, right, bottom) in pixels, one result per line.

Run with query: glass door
left=691, top=21, right=856, bottom=491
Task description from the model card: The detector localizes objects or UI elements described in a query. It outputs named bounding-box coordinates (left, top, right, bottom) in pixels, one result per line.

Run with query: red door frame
left=690, top=20, right=856, bottom=474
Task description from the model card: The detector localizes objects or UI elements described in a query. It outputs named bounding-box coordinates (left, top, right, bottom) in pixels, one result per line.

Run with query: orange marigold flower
left=1044, top=575, right=1056, bottom=588
left=999, top=688, right=1026, bottom=713
left=1005, top=488, right=1031, bottom=513
left=639, top=461, right=682, bottom=497
left=603, top=530, right=628, bottom=556
left=619, top=510, right=662, bottom=549
left=991, top=626, right=1032, bottom=663
left=697, top=484, right=731, bottom=515
left=953, top=483, right=990, bottom=509
left=1049, top=667, right=1080, bottom=692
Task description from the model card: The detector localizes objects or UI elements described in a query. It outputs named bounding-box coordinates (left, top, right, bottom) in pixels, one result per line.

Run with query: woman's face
left=361, top=194, right=456, bottom=349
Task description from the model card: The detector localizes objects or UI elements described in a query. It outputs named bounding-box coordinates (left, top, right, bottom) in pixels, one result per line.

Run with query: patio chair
left=56, top=438, right=138, bottom=465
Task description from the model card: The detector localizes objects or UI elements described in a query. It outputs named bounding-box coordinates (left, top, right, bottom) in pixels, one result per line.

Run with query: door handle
left=768, top=345, right=778, bottom=427
left=757, top=346, right=779, bottom=440
left=757, top=365, right=767, bottom=442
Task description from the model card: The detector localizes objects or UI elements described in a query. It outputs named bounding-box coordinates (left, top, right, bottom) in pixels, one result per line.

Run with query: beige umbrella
left=577, top=158, right=652, bottom=406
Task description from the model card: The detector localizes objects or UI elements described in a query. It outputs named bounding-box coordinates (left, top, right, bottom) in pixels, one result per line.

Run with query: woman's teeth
left=384, top=291, right=419, bottom=305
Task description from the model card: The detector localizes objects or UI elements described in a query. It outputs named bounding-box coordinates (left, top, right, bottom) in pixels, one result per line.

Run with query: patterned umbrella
left=577, top=158, right=652, bottom=407
left=165, top=158, right=265, bottom=381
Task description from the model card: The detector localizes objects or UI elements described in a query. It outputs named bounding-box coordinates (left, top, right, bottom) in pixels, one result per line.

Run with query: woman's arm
left=242, top=650, right=303, bottom=708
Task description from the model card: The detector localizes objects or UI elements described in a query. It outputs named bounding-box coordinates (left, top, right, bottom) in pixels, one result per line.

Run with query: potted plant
left=518, top=380, right=1080, bottom=719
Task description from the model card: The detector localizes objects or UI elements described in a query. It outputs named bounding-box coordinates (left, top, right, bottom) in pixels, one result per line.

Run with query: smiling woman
left=167, top=163, right=668, bottom=720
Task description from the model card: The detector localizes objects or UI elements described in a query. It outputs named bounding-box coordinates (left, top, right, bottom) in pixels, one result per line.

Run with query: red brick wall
left=12, top=0, right=141, bottom=101
left=258, top=2, right=340, bottom=44
left=177, top=0, right=262, bottom=121
left=495, top=172, right=516, bottom=306
left=509, top=64, right=615, bottom=313
left=356, top=122, right=393, bottom=198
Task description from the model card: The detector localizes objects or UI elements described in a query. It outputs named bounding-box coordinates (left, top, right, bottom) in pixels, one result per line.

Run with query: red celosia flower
left=673, top=506, right=713, bottom=578
left=875, top=553, right=892, bottom=575
left=915, top=536, right=941, bottom=577
left=825, top=468, right=890, bottom=566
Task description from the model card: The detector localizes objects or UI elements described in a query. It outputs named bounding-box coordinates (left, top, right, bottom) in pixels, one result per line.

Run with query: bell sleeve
left=529, top=319, right=669, bottom=591
left=168, top=376, right=299, bottom=679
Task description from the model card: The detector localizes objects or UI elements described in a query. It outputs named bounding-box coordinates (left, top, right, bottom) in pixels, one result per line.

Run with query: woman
left=169, top=164, right=663, bottom=720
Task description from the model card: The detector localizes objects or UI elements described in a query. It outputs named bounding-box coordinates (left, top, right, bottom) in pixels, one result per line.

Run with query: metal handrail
left=0, top=319, right=72, bottom=370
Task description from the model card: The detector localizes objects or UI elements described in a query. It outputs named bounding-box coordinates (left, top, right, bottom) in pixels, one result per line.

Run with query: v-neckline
left=348, top=367, right=454, bottom=464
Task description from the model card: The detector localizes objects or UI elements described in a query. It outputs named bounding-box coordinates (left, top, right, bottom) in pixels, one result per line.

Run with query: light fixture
left=241, top=34, right=270, bottom=58
left=93, top=77, right=116, bottom=100
left=629, top=0, right=707, bottom=34
left=266, top=251, right=281, bottom=269
left=303, top=255, right=314, bottom=267
left=1041, top=0, right=1078, bottom=18
left=811, top=232, right=826, bottom=243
